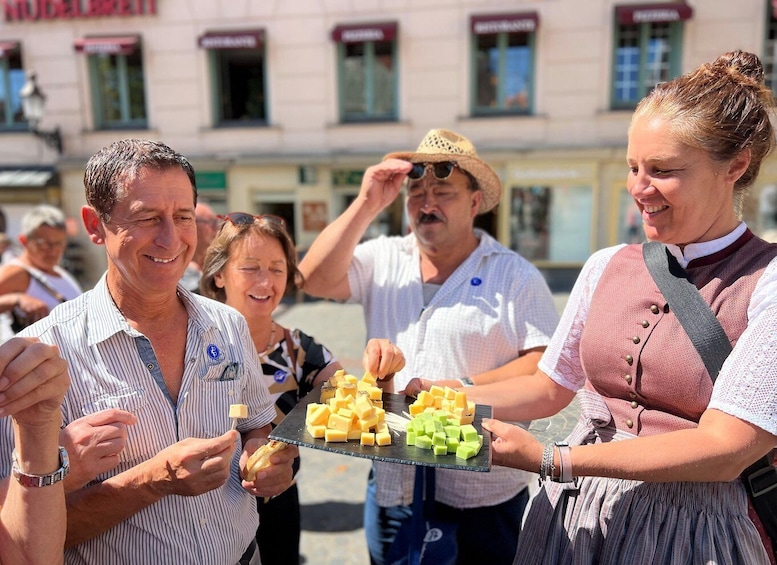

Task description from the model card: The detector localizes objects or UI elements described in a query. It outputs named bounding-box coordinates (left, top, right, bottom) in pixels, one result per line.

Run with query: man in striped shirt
left=2, top=139, right=296, bottom=564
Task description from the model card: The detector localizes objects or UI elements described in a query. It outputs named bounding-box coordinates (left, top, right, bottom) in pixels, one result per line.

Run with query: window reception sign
left=2, top=0, right=156, bottom=21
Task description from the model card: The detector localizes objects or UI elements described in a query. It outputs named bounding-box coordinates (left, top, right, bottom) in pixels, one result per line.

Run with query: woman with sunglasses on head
left=0, top=205, right=82, bottom=340
left=200, top=212, right=405, bottom=565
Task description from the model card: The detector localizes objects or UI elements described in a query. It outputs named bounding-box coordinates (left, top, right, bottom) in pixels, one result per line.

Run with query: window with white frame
left=611, top=4, right=691, bottom=110
left=0, top=43, right=25, bottom=130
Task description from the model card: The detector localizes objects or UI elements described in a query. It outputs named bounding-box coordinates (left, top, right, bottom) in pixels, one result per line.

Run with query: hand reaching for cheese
left=362, top=339, right=405, bottom=381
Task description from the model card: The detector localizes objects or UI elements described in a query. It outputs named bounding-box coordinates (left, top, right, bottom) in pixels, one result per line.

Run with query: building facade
left=1, top=0, right=775, bottom=289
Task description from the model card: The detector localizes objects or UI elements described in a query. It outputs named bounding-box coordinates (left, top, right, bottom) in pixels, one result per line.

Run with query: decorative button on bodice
left=625, top=355, right=634, bottom=365
left=650, top=304, right=660, bottom=314
left=632, top=336, right=640, bottom=344
left=641, top=320, right=649, bottom=328
left=626, top=419, right=634, bottom=428
left=624, top=375, right=632, bottom=384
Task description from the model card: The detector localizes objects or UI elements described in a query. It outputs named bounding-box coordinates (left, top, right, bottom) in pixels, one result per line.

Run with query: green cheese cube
left=460, top=424, right=479, bottom=443
left=444, top=425, right=461, bottom=438
left=433, top=444, right=448, bottom=456
left=414, top=435, right=433, bottom=450
left=432, top=431, right=447, bottom=446
left=446, top=437, right=459, bottom=453
left=456, top=444, right=476, bottom=460
left=406, top=431, right=416, bottom=446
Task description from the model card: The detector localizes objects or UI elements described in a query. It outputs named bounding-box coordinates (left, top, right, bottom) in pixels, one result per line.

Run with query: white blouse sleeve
left=708, top=255, right=777, bottom=436
left=539, top=245, right=623, bottom=392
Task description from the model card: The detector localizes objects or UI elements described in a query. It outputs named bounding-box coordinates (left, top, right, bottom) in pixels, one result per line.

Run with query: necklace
left=264, top=321, right=276, bottom=355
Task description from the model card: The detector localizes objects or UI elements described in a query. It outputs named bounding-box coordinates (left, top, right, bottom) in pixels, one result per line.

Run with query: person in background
left=0, top=205, right=82, bottom=333
left=477, top=50, right=777, bottom=564
left=180, top=202, right=222, bottom=293
left=0, top=139, right=296, bottom=565
left=0, top=337, right=71, bottom=565
left=299, top=129, right=559, bottom=564
left=201, top=212, right=405, bottom=565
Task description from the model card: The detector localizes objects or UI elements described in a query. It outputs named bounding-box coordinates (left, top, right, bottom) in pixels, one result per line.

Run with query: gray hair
left=21, top=205, right=67, bottom=237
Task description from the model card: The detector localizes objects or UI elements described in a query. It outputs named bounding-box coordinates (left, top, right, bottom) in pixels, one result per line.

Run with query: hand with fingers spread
left=59, top=409, right=138, bottom=492
left=239, top=437, right=299, bottom=498
left=147, top=431, right=239, bottom=498
left=362, top=339, right=406, bottom=383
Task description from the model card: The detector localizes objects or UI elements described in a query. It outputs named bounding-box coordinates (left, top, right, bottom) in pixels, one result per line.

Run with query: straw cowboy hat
left=384, top=129, right=503, bottom=214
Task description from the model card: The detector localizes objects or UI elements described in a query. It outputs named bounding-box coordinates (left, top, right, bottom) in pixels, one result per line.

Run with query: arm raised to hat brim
left=300, top=160, right=411, bottom=301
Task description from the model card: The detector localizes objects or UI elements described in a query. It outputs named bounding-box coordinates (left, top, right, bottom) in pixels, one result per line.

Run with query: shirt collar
left=665, top=222, right=747, bottom=269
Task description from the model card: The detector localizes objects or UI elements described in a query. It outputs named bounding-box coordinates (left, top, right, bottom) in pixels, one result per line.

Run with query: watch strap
left=554, top=442, right=574, bottom=483
left=12, top=446, right=70, bottom=487
left=459, top=377, right=474, bottom=387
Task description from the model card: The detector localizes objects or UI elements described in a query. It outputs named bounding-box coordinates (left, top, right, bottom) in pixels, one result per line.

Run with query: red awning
left=471, top=12, right=539, bottom=34
left=331, top=22, right=397, bottom=43
left=0, top=41, right=19, bottom=58
left=74, top=36, right=140, bottom=55
left=198, top=29, right=264, bottom=50
left=616, top=3, right=693, bottom=25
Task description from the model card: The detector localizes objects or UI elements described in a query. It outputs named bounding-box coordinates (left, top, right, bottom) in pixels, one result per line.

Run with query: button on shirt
left=349, top=230, right=559, bottom=508
left=1, top=274, right=276, bottom=565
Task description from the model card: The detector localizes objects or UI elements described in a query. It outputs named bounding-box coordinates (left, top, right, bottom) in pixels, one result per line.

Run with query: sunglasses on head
left=407, top=161, right=458, bottom=181
left=218, top=213, right=287, bottom=230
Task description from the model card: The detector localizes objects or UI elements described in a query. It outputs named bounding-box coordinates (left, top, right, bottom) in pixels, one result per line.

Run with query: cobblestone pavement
left=274, top=295, right=570, bottom=565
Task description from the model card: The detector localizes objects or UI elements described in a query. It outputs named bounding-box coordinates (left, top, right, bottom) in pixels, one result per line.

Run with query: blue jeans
left=364, top=466, right=528, bottom=565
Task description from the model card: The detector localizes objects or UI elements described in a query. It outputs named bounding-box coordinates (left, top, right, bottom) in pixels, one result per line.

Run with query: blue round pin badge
left=274, top=369, right=288, bottom=384
left=471, top=277, right=482, bottom=286
left=206, top=344, right=221, bottom=360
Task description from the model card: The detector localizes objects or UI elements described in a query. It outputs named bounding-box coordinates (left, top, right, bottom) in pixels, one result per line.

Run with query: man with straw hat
left=300, top=129, right=559, bottom=564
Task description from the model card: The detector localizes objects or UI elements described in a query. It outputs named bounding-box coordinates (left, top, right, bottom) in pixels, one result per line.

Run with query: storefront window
left=509, top=185, right=593, bottom=262
left=0, top=48, right=25, bottom=129
left=617, top=189, right=646, bottom=244
left=89, top=50, right=147, bottom=129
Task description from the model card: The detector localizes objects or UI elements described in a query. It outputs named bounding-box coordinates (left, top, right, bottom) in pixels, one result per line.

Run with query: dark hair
left=199, top=217, right=303, bottom=302
left=632, top=50, right=776, bottom=212
left=84, top=139, right=197, bottom=222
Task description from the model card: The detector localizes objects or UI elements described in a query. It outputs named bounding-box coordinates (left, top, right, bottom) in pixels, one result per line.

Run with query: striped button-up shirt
left=348, top=230, right=559, bottom=508
left=1, top=274, right=275, bottom=565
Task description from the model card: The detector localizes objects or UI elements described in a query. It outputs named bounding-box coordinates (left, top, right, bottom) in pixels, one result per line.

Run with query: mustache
left=418, top=212, right=442, bottom=223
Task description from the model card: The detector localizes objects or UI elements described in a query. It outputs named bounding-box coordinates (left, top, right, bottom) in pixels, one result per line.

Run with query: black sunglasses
left=218, top=213, right=286, bottom=230
left=407, top=161, right=458, bottom=181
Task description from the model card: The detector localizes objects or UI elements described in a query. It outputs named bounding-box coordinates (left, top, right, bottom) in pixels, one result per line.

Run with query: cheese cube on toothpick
left=229, top=404, right=248, bottom=430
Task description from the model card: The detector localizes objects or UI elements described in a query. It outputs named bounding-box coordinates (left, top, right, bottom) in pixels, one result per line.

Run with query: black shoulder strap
left=642, top=242, right=732, bottom=381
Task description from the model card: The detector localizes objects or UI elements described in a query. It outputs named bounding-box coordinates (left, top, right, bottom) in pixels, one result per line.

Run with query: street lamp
left=19, top=71, right=63, bottom=154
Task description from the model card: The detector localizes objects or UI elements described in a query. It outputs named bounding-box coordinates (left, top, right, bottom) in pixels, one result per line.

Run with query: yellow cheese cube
left=375, top=431, right=392, bottom=446
left=417, top=390, right=434, bottom=407
left=360, top=432, right=375, bottom=446
left=327, top=413, right=352, bottom=433
left=354, top=396, right=376, bottom=419
left=429, top=385, right=445, bottom=397
left=361, top=371, right=377, bottom=385
left=347, top=429, right=363, bottom=441
left=229, top=404, right=248, bottom=418
left=306, top=423, right=326, bottom=438
left=359, top=415, right=379, bottom=431
left=367, top=387, right=383, bottom=401
left=306, top=405, right=331, bottom=427
left=344, top=373, right=359, bottom=384
left=324, top=428, right=348, bottom=442
left=454, top=391, right=467, bottom=409
left=409, top=403, right=426, bottom=416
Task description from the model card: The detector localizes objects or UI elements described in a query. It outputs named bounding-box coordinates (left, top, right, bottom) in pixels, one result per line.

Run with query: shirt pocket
left=200, top=360, right=244, bottom=383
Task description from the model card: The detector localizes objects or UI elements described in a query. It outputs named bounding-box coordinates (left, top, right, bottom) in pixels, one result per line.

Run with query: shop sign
left=302, top=201, right=328, bottom=231
left=332, top=169, right=364, bottom=186
left=2, top=0, right=156, bottom=22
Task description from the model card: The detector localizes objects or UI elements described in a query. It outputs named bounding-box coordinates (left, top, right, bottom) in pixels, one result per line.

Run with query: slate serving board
left=269, top=383, right=493, bottom=472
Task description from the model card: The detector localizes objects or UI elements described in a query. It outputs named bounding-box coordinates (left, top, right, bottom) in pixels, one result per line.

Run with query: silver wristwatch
left=12, top=446, right=70, bottom=487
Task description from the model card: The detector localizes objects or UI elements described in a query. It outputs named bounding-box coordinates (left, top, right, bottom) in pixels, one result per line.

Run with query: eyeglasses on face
left=406, top=161, right=458, bottom=181
left=30, top=238, right=67, bottom=251
left=218, top=213, right=287, bottom=230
